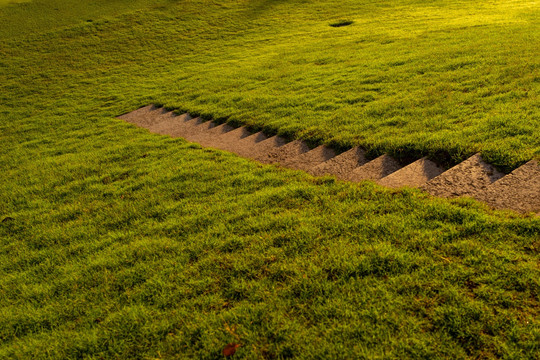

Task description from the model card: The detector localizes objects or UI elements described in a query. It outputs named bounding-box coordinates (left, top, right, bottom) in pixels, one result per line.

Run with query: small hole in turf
left=330, top=20, right=353, bottom=28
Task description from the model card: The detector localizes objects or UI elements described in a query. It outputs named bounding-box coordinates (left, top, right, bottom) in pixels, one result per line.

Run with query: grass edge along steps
left=119, top=105, right=540, bottom=215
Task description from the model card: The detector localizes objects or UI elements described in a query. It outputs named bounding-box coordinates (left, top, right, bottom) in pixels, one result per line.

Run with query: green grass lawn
left=1, top=0, right=539, bottom=358
left=0, top=0, right=29, bottom=6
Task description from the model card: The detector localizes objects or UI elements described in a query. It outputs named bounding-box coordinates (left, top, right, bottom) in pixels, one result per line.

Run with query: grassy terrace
left=1, top=0, right=539, bottom=358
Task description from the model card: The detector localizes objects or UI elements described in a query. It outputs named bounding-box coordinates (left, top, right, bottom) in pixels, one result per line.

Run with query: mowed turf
left=0, top=0, right=539, bottom=359
left=2, top=0, right=539, bottom=170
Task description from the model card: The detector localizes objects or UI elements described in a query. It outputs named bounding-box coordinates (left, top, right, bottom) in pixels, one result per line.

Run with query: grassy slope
left=0, top=0, right=169, bottom=38
left=0, top=0, right=539, bottom=359
left=1, top=0, right=539, bottom=169
left=0, top=0, right=29, bottom=6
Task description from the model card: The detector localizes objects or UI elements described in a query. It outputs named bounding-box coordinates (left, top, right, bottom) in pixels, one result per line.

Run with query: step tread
left=378, top=157, right=445, bottom=188
left=282, top=145, right=336, bottom=173
left=475, top=159, right=540, bottom=213
left=421, top=153, right=504, bottom=198
left=348, top=154, right=402, bottom=182
left=311, top=147, right=367, bottom=180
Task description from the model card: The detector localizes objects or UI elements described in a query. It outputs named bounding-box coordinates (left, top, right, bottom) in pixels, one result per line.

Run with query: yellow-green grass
left=2, top=0, right=538, bottom=170
left=0, top=0, right=29, bottom=6
left=0, top=0, right=168, bottom=37
left=1, top=0, right=539, bottom=358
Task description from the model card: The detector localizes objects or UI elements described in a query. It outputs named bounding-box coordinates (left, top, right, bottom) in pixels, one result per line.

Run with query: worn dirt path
left=119, top=106, right=540, bottom=215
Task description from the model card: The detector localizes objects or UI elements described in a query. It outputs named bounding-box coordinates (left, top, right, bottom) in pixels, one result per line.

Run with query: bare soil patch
left=148, top=112, right=194, bottom=136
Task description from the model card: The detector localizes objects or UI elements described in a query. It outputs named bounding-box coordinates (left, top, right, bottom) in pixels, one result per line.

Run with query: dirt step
left=147, top=112, right=195, bottom=136
left=231, top=131, right=269, bottom=158
left=210, top=127, right=253, bottom=152
left=282, top=145, right=336, bottom=173
left=189, top=122, right=235, bottom=146
left=421, top=153, right=504, bottom=198
left=378, top=157, right=445, bottom=188
left=475, top=159, right=540, bottom=214
left=119, top=105, right=176, bottom=128
left=172, top=118, right=217, bottom=141
left=265, top=140, right=310, bottom=164
left=348, top=154, right=402, bottom=182
left=117, top=104, right=154, bottom=123
left=251, top=135, right=289, bottom=163
left=311, top=147, right=367, bottom=180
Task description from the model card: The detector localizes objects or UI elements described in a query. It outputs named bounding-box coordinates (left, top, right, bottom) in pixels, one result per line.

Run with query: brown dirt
left=311, top=147, right=367, bottom=180
left=174, top=118, right=217, bottom=141
left=378, top=157, right=445, bottom=188
left=348, top=155, right=402, bottom=182
left=475, top=160, right=540, bottom=214
left=251, top=136, right=289, bottom=163
left=282, top=145, right=336, bottom=173
left=265, top=140, right=310, bottom=164
left=190, top=122, right=235, bottom=146
left=207, top=126, right=252, bottom=152
left=117, top=104, right=156, bottom=122
left=231, top=131, right=269, bottom=158
left=118, top=107, right=217, bottom=141
left=147, top=112, right=195, bottom=136
left=119, top=105, right=180, bottom=128
left=421, top=154, right=504, bottom=198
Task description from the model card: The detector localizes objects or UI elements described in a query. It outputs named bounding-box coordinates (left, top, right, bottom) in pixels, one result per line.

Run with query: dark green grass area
left=1, top=0, right=539, bottom=358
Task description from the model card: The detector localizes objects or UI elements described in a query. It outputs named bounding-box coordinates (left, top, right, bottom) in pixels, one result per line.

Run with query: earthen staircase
left=119, top=105, right=540, bottom=215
